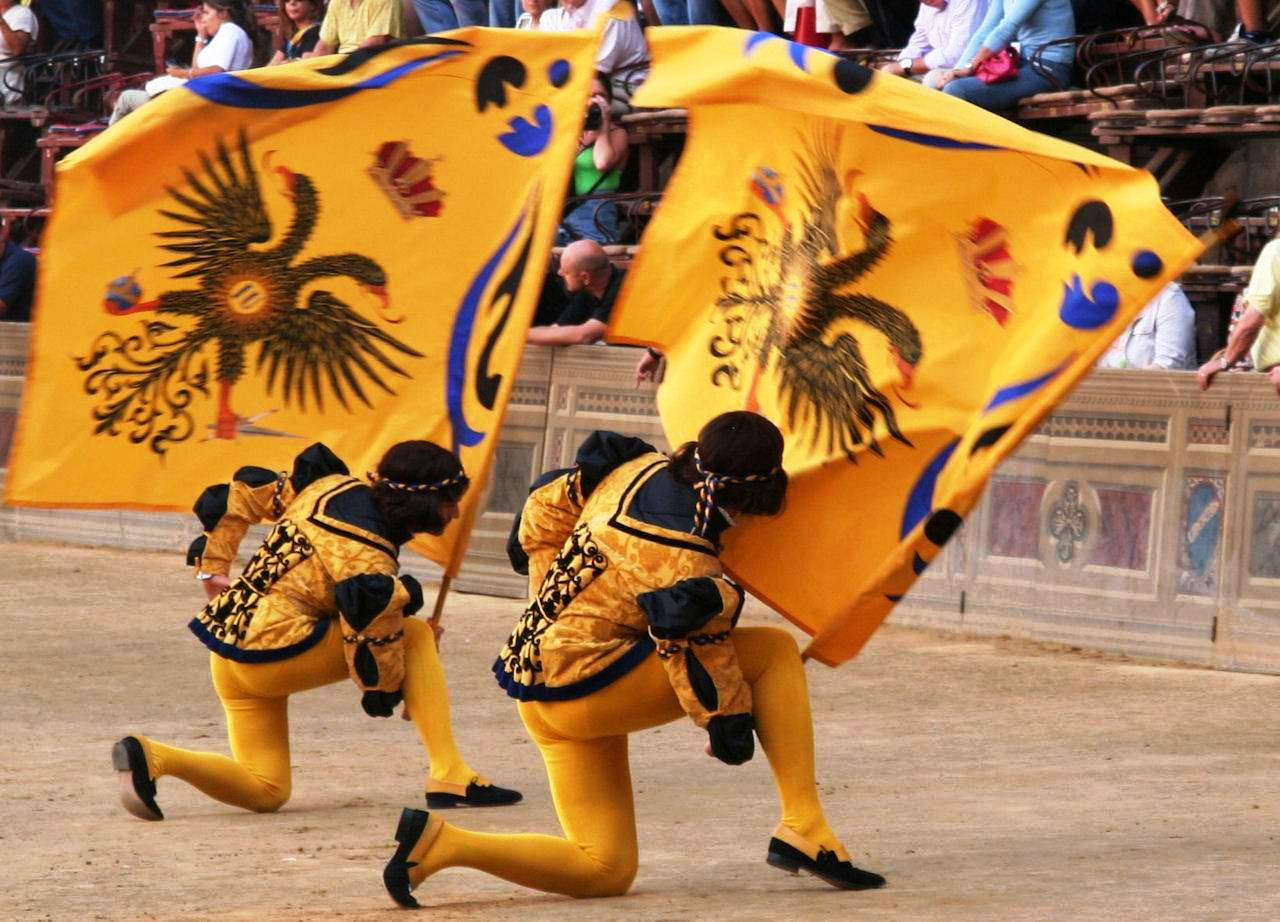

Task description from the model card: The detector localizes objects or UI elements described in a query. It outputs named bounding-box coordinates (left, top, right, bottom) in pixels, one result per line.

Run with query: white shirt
left=535, top=0, right=649, bottom=77
left=1098, top=283, right=1197, bottom=371
left=900, top=0, right=989, bottom=71
left=0, top=3, right=38, bottom=105
left=197, top=21, right=254, bottom=73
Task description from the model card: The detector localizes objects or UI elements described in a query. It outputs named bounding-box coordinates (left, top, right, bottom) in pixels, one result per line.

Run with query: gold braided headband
left=367, top=470, right=468, bottom=493
left=691, top=449, right=781, bottom=538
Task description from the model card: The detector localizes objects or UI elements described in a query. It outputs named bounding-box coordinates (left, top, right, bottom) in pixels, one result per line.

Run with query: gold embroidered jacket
left=495, top=433, right=751, bottom=728
left=187, top=444, right=423, bottom=694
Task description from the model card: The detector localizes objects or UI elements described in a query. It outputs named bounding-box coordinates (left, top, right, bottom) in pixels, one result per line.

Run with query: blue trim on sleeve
left=188, top=617, right=331, bottom=663
left=492, top=637, right=655, bottom=702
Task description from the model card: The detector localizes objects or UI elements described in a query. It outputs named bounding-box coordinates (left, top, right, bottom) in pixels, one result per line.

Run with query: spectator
left=634, top=347, right=662, bottom=385
left=0, top=217, right=36, bottom=322
left=1097, top=283, right=1196, bottom=371
left=521, top=0, right=650, bottom=109
left=785, top=0, right=872, bottom=50
left=36, top=0, right=101, bottom=49
left=879, top=0, right=990, bottom=82
left=269, top=0, right=324, bottom=63
left=0, top=0, right=38, bottom=107
left=1198, top=237, right=1280, bottom=395
left=110, top=1, right=257, bottom=125
left=1135, top=0, right=1267, bottom=40
left=654, top=0, right=735, bottom=25
left=558, top=75, right=629, bottom=246
left=526, top=240, right=624, bottom=346
left=933, top=0, right=1075, bottom=112
left=314, top=0, right=405, bottom=54
left=412, top=0, right=487, bottom=33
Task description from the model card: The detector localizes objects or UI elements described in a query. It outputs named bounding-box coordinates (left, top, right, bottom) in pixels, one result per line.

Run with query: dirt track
left=3, top=541, right=1279, bottom=921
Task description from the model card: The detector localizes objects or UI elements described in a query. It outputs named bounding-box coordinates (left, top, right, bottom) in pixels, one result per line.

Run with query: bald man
left=526, top=240, right=625, bottom=347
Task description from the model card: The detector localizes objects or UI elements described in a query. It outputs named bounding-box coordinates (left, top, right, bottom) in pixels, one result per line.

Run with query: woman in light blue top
left=932, top=0, right=1075, bottom=112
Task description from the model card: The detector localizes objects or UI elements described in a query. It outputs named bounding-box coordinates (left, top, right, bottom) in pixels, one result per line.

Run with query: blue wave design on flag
left=186, top=51, right=464, bottom=109
left=447, top=208, right=527, bottom=453
left=868, top=125, right=1004, bottom=151
left=981, top=358, right=1072, bottom=413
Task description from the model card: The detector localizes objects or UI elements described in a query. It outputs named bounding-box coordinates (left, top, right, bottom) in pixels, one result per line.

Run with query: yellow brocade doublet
left=496, top=434, right=753, bottom=728
left=188, top=444, right=421, bottom=693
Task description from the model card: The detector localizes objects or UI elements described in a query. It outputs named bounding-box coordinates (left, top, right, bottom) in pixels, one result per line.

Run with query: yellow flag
left=7, top=32, right=596, bottom=571
left=609, top=28, right=1204, bottom=666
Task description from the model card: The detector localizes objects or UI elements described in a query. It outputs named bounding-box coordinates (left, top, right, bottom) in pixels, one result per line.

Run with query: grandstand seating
left=0, top=12, right=1274, bottom=362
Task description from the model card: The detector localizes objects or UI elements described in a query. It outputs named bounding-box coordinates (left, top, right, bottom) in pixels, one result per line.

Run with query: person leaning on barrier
left=1198, top=237, right=1280, bottom=395
left=526, top=240, right=626, bottom=347
left=1097, top=282, right=1196, bottom=371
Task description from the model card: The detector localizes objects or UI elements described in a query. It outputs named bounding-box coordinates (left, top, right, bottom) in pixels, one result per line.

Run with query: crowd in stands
left=1, top=0, right=1279, bottom=396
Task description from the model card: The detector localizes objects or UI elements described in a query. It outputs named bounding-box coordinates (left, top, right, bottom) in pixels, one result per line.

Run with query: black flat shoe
left=425, top=781, right=522, bottom=809
left=384, top=807, right=431, bottom=909
left=112, top=736, right=163, bottom=821
left=767, top=836, right=886, bottom=890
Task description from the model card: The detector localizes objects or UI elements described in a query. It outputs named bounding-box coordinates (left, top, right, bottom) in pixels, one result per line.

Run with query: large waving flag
left=609, top=28, right=1204, bottom=666
left=6, top=32, right=596, bottom=571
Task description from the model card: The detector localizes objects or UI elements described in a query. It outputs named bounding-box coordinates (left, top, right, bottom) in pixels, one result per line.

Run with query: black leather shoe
left=767, top=836, right=886, bottom=890
left=384, top=807, right=435, bottom=909
left=425, top=781, right=522, bottom=809
left=112, top=736, right=163, bottom=821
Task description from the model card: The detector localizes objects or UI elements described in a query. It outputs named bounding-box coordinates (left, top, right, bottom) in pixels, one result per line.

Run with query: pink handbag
left=974, top=48, right=1021, bottom=84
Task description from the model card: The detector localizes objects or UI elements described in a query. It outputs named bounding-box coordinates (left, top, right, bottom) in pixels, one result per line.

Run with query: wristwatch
left=196, top=570, right=216, bottom=581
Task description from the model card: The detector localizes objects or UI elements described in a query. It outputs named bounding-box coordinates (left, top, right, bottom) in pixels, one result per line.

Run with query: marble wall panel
left=1248, top=493, right=1280, bottom=579
left=986, top=479, right=1045, bottom=560
left=1088, top=487, right=1153, bottom=571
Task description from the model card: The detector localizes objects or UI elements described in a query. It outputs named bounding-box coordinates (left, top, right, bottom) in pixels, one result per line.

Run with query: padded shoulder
left=575, top=431, right=657, bottom=500
left=335, top=573, right=398, bottom=631
left=320, top=482, right=396, bottom=544
left=192, top=483, right=230, bottom=532
left=626, top=467, right=697, bottom=532
left=291, top=443, right=350, bottom=492
left=637, top=577, right=727, bottom=639
left=400, top=574, right=424, bottom=616
left=233, top=465, right=278, bottom=488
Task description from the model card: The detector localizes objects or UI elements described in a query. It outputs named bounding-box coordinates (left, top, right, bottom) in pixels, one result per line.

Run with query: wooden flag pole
left=430, top=572, right=453, bottom=626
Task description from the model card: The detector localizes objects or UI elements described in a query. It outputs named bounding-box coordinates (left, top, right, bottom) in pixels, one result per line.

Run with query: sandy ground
left=2, top=541, right=1279, bottom=922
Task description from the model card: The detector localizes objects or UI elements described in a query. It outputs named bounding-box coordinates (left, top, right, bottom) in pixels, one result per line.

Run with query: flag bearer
left=383, top=412, right=885, bottom=906
left=112, top=440, right=521, bottom=820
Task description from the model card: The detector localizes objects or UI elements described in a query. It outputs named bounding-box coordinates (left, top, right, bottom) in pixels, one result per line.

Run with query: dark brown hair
left=669, top=411, right=787, bottom=518
left=371, top=440, right=469, bottom=538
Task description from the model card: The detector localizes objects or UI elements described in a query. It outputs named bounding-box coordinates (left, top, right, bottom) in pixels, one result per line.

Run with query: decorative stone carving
left=1187, top=418, right=1230, bottom=446
left=1048, top=483, right=1088, bottom=563
left=1037, top=414, right=1168, bottom=443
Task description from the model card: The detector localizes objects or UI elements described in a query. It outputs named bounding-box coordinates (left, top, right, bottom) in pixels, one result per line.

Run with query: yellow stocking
left=401, top=618, right=482, bottom=790
left=407, top=625, right=840, bottom=896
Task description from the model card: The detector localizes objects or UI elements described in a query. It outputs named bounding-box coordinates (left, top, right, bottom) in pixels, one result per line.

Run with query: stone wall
left=4, top=324, right=1279, bottom=673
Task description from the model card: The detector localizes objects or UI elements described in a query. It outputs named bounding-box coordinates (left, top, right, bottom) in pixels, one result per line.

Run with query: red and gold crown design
left=955, top=217, right=1015, bottom=327
left=369, top=141, right=445, bottom=219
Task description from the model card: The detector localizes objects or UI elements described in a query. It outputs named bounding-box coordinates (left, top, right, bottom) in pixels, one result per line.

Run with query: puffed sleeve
left=332, top=561, right=417, bottom=694
left=188, top=443, right=347, bottom=575
left=637, top=575, right=751, bottom=728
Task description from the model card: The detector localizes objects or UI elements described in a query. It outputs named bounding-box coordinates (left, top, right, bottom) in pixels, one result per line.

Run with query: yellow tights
left=408, top=625, right=841, bottom=898
left=137, top=618, right=477, bottom=812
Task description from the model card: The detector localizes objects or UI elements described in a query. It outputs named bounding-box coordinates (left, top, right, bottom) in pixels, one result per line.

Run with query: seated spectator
left=314, top=0, right=405, bottom=54
left=1097, top=283, right=1196, bottom=371
left=933, top=0, right=1075, bottom=113
left=110, top=1, right=257, bottom=125
left=1198, top=237, right=1280, bottom=395
left=521, top=0, right=650, bottom=109
left=557, top=76, right=629, bottom=246
left=37, top=0, right=102, bottom=49
left=269, top=0, right=324, bottom=63
left=526, top=240, right=624, bottom=346
left=0, top=217, right=36, bottom=322
left=412, top=0, right=487, bottom=33
left=785, top=0, right=872, bottom=50
left=0, top=0, right=38, bottom=107
left=878, top=0, right=989, bottom=82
